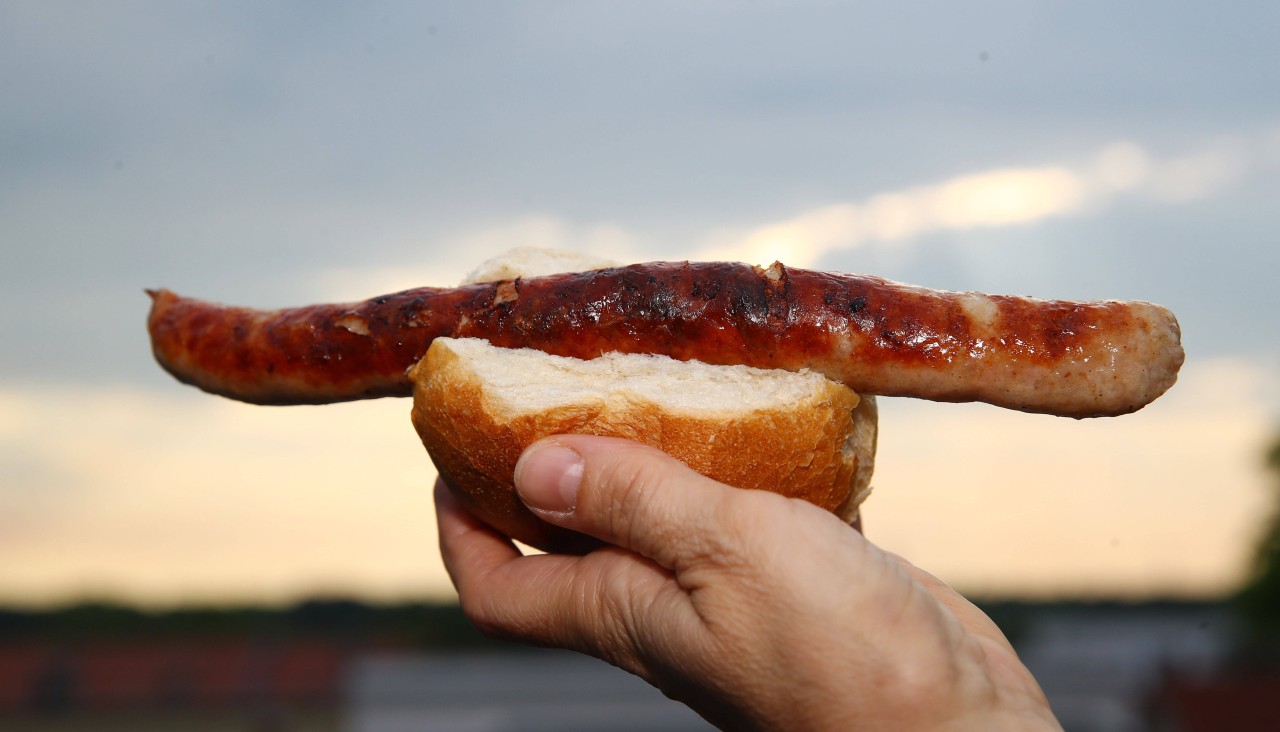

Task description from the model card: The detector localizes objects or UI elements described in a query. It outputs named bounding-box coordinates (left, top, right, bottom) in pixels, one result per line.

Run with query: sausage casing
left=147, top=261, right=1183, bottom=417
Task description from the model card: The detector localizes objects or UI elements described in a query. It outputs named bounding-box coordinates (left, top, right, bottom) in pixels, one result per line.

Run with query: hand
left=434, top=435, right=1061, bottom=731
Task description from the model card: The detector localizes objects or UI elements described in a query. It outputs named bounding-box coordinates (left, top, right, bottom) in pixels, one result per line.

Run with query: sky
left=2, top=1, right=1278, bottom=606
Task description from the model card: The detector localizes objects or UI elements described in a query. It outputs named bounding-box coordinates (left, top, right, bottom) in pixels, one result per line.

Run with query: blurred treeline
left=0, top=599, right=508, bottom=650
left=1235, top=430, right=1280, bottom=644
left=0, top=596, right=1235, bottom=654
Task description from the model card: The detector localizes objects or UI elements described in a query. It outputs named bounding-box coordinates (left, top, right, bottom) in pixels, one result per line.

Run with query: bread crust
left=410, top=338, right=877, bottom=552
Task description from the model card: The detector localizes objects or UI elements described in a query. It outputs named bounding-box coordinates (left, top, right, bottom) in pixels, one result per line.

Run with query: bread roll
left=410, top=336, right=877, bottom=552
left=462, top=246, right=619, bottom=285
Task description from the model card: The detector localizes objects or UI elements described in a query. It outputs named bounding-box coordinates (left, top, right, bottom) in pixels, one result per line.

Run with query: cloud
left=298, top=126, right=1277, bottom=299
left=692, top=166, right=1089, bottom=268
left=692, top=131, right=1273, bottom=268
left=1142, top=138, right=1252, bottom=203
left=308, top=215, right=645, bottom=301
left=1091, top=142, right=1151, bottom=192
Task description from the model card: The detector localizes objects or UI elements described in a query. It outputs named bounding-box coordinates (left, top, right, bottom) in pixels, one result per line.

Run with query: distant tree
left=1237, top=432, right=1280, bottom=637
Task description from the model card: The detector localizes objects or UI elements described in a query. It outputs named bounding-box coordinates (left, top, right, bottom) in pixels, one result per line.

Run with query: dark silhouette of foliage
left=0, top=599, right=507, bottom=650
left=1236, top=432, right=1280, bottom=638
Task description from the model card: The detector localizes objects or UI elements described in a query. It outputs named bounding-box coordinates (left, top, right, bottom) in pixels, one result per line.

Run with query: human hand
left=434, top=435, right=1061, bottom=731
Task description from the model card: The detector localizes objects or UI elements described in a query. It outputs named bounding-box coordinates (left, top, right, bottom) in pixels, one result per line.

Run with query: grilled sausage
left=147, top=261, right=1183, bottom=417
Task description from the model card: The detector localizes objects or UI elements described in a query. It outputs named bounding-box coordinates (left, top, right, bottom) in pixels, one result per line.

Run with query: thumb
left=513, top=435, right=755, bottom=569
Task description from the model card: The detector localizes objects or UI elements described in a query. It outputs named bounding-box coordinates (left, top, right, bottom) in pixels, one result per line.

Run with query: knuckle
left=589, top=450, right=667, bottom=546
left=883, top=652, right=974, bottom=714
left=592, top=579, right=641, bottom=660
left=458, top=594, right=515, bottom=641
left=697, top=489, right=780, bottom=570
left=559, top=557, right=648, bottom=673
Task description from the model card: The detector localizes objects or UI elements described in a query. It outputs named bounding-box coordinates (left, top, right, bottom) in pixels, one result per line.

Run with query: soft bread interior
left=411, top=336, right=877, bottom=552
left=454, top=337, right=855, bottom=418
left=462, top=247, right=619, bottom=285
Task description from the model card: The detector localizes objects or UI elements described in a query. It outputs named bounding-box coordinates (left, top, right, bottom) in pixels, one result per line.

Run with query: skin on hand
left=434, top=435, right=1062, bottom=732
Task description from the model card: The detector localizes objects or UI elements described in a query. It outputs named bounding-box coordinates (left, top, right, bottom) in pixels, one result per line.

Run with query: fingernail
left=514, top=442, right=584, bottom=515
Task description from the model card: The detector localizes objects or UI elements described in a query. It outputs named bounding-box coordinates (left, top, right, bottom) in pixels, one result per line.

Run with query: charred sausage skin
left=147, top=261, right=1183, bottom=417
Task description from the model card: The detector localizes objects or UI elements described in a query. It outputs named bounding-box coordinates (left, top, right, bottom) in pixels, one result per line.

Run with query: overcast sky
left=2, top=1, right=1278, bottom=605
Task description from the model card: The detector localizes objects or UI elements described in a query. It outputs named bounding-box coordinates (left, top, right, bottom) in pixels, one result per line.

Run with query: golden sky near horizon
left=0, top=351, right=1271, bottom=607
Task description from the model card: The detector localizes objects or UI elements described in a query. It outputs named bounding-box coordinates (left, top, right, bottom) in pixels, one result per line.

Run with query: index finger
left=434, top=477, right=692, bottom=667
left=433, top=478, right=523, bottom=594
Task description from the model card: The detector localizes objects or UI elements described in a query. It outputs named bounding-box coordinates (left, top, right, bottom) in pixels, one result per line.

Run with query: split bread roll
left=410, top=336, right=878, bottom=553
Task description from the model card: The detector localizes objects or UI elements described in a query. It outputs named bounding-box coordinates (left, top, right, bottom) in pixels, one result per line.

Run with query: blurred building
left=3, top=600, right=1280, bottom=731
left=0, top=638, right=346, bottom=720
left=1015, top=602, right=1233, bottom=731
left=344, top=651, right=714, bottom=732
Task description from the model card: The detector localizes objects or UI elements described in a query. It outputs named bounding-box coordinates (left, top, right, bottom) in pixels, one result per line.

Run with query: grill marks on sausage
left=146, top=261, right=1183, bottom=416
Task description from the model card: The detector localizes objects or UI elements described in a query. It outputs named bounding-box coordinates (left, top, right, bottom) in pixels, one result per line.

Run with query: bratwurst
left=147, top=261, right=1183, bottom=417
